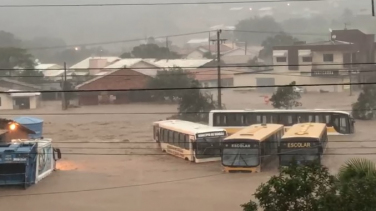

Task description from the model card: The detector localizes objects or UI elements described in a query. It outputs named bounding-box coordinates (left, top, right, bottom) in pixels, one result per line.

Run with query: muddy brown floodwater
left=0, top=91, right=375, bottom=211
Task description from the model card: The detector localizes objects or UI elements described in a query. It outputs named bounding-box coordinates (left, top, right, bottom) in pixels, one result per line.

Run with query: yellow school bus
left=221, top=124, right=284, bottom=173
left=278, top=123, right=328, bottom=167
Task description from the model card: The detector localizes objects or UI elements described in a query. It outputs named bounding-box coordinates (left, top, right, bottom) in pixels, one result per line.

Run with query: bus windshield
left=222, top=147, right=259, bottom=167
left=279, top=148, right=320, bottom=166
left=195, top=136, right=224, bottom=159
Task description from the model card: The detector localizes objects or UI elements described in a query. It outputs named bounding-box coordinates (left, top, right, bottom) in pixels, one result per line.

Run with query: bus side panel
left=161, top=143, right=194, bottom=162
left=223, top=166, right=260, bottom=173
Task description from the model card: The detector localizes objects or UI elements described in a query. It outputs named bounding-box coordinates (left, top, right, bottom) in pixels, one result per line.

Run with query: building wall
left=233, top=73, right=345, bottom=93
left=311, top=51, right=345, bottom=70
left=77, top=69, right=151, bottom=105
left=29, top=96, right=40, bottom=109
left=0, top=94, right=13, bottom=110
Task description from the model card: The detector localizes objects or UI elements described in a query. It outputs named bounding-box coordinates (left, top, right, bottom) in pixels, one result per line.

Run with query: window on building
left=276, top=57, right=287, bottom=62
left=302, top=57, right=312, bottom=62
left=323, top=54, right=334, bottom=62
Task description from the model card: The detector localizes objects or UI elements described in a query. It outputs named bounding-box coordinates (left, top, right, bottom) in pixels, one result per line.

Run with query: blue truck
left=0, top=139, right=61, bottom=189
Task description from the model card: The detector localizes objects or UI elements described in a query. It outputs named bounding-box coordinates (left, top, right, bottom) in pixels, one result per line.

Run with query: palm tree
left=338, top=158, right=376, bottom=182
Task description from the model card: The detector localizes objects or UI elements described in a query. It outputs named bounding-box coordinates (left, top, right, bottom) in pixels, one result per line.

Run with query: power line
left=1, top=81, right=375, bottom=94
left=55, top=146, right=376, bottom=150
left=224, top=29, right=328, bottom=37
left=22, top=30, right=213, bottom=50
left=0, top=0, right=323, bottom=8
left=48, top=140, right=376, bottom=144
left=0, top=173, right=224, bottom=198
left=4, top=61, right=375, bottom=70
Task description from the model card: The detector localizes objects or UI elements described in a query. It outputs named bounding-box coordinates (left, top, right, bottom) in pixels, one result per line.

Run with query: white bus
left=153, top=120, right=227, bottom=163
left=209, top=109, right=355, bottom=136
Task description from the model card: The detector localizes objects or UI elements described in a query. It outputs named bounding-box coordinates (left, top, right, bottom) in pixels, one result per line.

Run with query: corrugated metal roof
left=105, top=58, right=143, bottom=69
left=152, top=59, right=212, bottom=69
left=70, top=57, right=120, bottom=69
left=35, top=64, right=58, bottom=70
left=42, top=69, right=64, bottom=77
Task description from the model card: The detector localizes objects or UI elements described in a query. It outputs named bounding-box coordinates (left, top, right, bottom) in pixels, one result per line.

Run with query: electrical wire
left=0, top=173, right=225, bottom=198
left=224, top=29, right=328, bottom=37
left=1, top=81, right=374, bottom=94
left=0, top=0, right=324, bottom=8
left=4, top=62, right=375, bottom=71
left=21, top=30, right=214, bottom=50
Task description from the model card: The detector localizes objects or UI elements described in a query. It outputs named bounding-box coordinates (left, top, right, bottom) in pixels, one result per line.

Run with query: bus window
left=340, top=117, right=348, bottom=133
left=214, top=113, right=226, bottom=126
left=173, top=132, right=179, bottom=146
left=315, top=115, right=325, bottom=123
left=280, top=114, right=294, bottom=126
left=324, top=115, right=331, bottom=126
left=168, top=130, right=174, bottom=144
left=184, top=135, right=189, bottom=150
left=227, top=113, right=243, bottom=126
left=179, top=133, right=185, bottom=148
left=297, top=114, right=307, bottom=123
left=163, top=129, right=168, bottom=143
left=256, top=115, right=262, bottom=123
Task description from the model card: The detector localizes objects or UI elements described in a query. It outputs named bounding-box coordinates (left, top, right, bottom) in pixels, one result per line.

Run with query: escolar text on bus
left=287, top=142, right=311, bottom=148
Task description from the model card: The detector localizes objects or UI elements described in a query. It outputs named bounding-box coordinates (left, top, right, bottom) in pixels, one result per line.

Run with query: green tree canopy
left=352, top=82, right=376, bottom=120
left=125, top=43, right=180, bottom=59
left=241, top=162, right=339, bottom=211
left=147, top=67, right=196, bottom=102
left=234, top=16, right=283, bottom=45
left=269, top=81, right=302, bottom=109
left=259, top=32, right=299, bottom=61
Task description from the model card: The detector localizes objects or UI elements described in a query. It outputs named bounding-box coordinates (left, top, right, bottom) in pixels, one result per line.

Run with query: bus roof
left=282, top=123, right=326, bottom=139
left=224, top=124, right=284, bottom=141
left=154, top=120, right=226, bottom=136
left=209, top=109, right=350, bottom=115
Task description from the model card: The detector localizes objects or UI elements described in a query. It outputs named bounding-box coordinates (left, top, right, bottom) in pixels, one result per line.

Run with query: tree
left=351, top=83, right=376, bottom=120
left=0, top=47, right=44, bottom=84
left=130, top=43, right=180, bottom=59
left=337, top=158, right=376, bottom=211
left=241, top=162, right=339, bottom=211
left=338, top=158, right=376, bottom=182
left=203, top=51, right=215, bottom=59
left=147, top=67, right=197, bottom=102
left=259, top=32, right=299, bottom=61
left=147, top=67, right=221, bottom=122
left=269, top=81, right=302, bottom=109
left=234, top=16, right=283, bottom=45
left=178, top=80, right=221, bottom=122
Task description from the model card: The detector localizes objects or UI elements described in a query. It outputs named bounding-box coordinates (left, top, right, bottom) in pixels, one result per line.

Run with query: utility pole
left=62, top=62, right=68, bottom=110
left=216, top=30, right=222, bottom=109
left=349, top=53, right=353, bottom=96
left=61, top=63, right=66, bottom=110
left=245, top=42, right=248, bottom=55
left=166, top=37, right=169, bottom=59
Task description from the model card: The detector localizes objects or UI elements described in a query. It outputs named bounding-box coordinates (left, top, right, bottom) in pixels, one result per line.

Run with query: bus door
left=190, top=136, right=195, bottom=161
left=153, top=124, right=160, bottom=142
left=332, top=114, right=349, bottom=134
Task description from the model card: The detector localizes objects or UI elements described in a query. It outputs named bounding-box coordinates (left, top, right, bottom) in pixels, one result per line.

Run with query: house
left=103, top=58, right=159, bottom=72
left=35, top=63, right=64, bottom=81
left=233, top=29, right=376, bottom=93
left=75, top=68, right=157, bottom=106
left=151, top=59, right=214, bottom=70
left=0, top=88, right=41, bottom=110
left=221, top=46, right=263, bottom=67
left=190, top=69, right=247, bottom=88
left=69, top=57, right=120, bottom=78
left=185, top=45, right=234, bottom=59
left=0, top=78, right=42, bottom=109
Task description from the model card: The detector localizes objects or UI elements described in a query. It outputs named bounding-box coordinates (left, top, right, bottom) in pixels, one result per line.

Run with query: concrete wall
left=233, top=73, right=345, bottom=93
left=0, top=94, right=13, bottom=110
